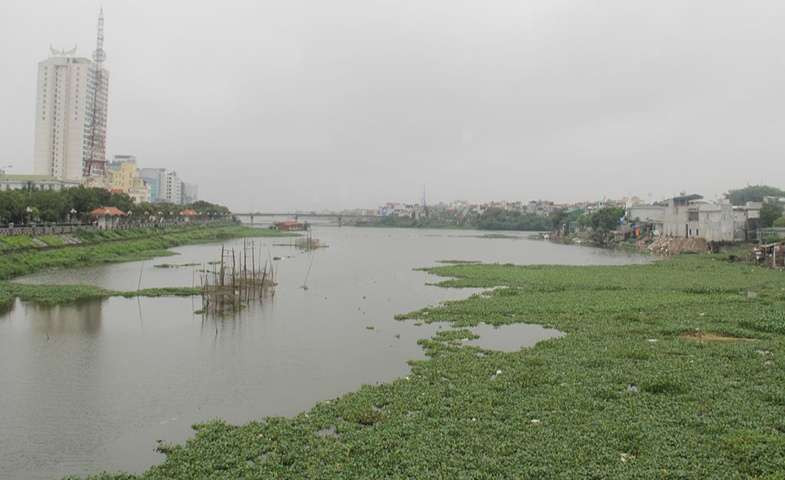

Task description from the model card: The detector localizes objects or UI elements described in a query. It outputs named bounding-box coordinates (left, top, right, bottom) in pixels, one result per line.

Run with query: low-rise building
left=660, top=194, right=760, bottom=242
left=0, top=174, right=81, bottom=192
left=627, top=204, right=666, bottom=235
left=107, top=156, right=150, bottom=203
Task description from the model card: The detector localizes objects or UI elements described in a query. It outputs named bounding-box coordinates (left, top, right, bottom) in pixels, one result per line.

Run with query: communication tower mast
left=84, top=8, right=108, bottom=177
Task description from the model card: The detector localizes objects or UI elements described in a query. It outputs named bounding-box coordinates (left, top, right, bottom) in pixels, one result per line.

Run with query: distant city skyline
left=2, top=0, right=785, bottom=210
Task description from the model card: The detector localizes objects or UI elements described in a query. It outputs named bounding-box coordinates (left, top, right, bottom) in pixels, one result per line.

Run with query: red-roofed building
left=179, top=209, right=198, bottom=222
left=273, top=219, right=306, bottom=231
left=90, top=207, right=127, bottom=229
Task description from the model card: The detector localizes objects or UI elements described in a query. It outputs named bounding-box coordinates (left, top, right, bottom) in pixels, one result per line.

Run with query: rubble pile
left=647, top=237, right=708, bottom=256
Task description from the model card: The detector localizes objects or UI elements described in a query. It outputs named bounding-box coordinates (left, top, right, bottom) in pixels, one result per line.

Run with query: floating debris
left=295, top=233, right=326, bottom=251
left=154, top=262, right=200, bottom=269
left=315, top=426, right=338, bottom=439
left=680, top=331, right=754, bottom=342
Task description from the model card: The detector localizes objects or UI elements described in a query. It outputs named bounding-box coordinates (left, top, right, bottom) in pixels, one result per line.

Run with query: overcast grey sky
left=2, top=0, right=784, bottom=210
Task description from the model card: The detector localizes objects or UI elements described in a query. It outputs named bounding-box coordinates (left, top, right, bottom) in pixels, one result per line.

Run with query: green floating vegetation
left=478, top=233, right=523, bottom=239
left=435, top=259, right=481, bottom=264
left=117, top=287, right=202, bottom=298
left=75, top=254, right=785, bottom=479
left=0, top=282, right=201, bottom=308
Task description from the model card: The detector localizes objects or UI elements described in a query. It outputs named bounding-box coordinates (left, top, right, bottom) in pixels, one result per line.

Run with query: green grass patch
left=37, top=234, right=66, bottom=247
left=74, top=254, right=785, bottom=479
left=0, top=235, right=35, bottom=250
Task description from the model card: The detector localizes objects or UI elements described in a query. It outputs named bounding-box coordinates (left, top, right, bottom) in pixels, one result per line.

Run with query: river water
left=0, top=227, right=647, bottom=479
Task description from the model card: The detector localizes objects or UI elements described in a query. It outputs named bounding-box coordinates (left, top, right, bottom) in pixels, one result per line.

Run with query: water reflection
left=466, top=323, right=565, bottom=352
left=29, top=301, right=104, bottom=336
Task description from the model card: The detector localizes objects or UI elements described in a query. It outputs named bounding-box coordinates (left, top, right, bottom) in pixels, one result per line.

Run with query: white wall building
left=33, top=11, right=109, bottom=182
left=661, top=195, right=760, bottom=242
left=161, top=170, right=183, bottom=204
left=0, top=174, right=81, bottom=192
left=628, top=204, right=666, bottom=234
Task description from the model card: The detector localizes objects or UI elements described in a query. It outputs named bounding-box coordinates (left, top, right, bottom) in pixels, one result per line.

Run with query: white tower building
left=162, top=170, right=184, bottom=204
left=32, top=10, right=109, bottom=181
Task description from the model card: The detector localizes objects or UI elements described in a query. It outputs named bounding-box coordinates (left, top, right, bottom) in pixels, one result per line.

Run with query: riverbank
left=0, top=224, right=292, bottom=309
left=79, top=253, right=785, bottom=479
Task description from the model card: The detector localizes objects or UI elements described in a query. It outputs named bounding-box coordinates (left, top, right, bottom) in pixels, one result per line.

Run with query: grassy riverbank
left=0, top=224, right=291, bottom=310
left=78, top=254, right=785, bottom=479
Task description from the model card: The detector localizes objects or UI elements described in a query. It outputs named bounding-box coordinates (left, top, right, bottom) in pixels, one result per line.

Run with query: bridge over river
left=232, top=212, right=380, bottom=227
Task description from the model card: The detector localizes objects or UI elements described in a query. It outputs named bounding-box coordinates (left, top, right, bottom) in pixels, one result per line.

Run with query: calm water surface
left=1, top=227, right=647, bottom=479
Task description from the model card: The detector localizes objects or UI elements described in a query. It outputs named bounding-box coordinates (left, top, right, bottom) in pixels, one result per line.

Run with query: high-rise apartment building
left=33, top=10, right=109, bottom=181
left=139, top=168, right=165, bottom=202
left=162, top=170, right=183, bottom=204
left=139, top=168, right=184, bottom=204
left=182, top=183, right=199, bottom=204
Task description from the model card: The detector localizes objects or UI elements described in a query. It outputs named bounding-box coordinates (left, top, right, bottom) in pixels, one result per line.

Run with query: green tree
left=0, top=187, right=231, bottom=225
left=773, top=216, right=785, bottom=228
left=761, top=202, right=784, bottom=228
left=726, top=185, right=785, bottom=206
left=589, top=207, right=625, bottom=231
left=549, top=209, right=567, bottom=230
left=190, top=200, right=231, bottom=217
left=475, top=208, right=551, bottom=231
left=0, top=191, right=26, bottom=224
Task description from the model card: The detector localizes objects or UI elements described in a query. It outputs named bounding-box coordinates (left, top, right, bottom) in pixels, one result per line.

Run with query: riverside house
left=628, top=195, right=760, bottom=242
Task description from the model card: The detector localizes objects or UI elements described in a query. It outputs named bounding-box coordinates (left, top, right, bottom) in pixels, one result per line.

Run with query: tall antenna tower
left=84, top=7, right=108, bottom=177
left=421, top=185, right=429, bottom=217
